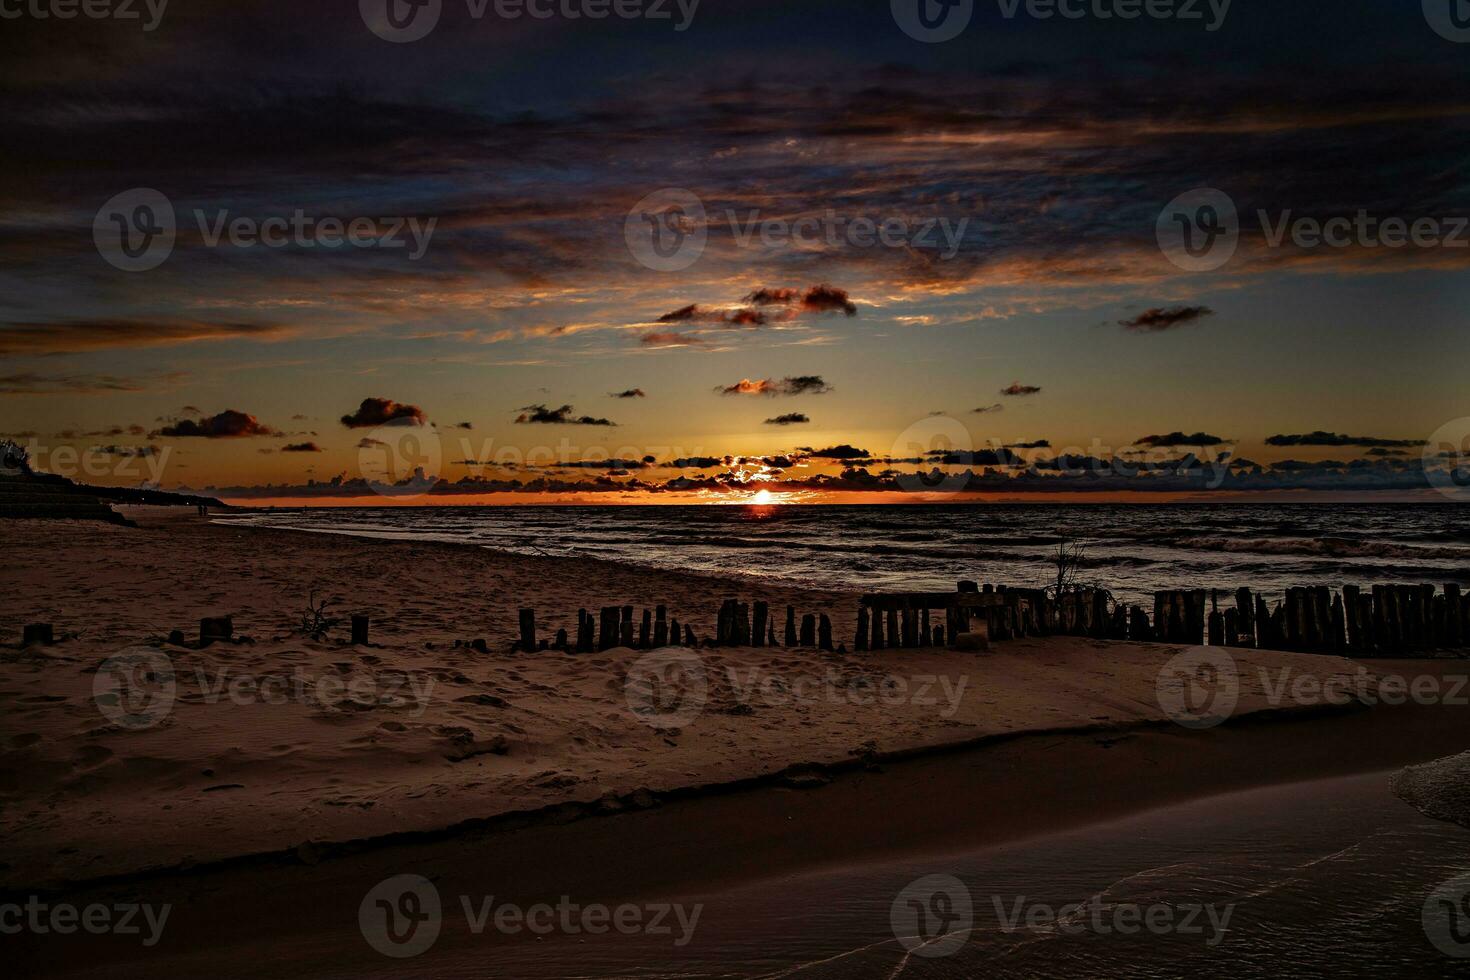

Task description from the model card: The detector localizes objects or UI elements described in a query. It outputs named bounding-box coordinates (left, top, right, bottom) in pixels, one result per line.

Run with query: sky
left=1, top=0, right=1468, bottom=502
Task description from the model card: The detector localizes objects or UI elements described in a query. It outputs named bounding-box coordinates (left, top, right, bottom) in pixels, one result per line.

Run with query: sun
left=751, top=488, right=775, bottom=505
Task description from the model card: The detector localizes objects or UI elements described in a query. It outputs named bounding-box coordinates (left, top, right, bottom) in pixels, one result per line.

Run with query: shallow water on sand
left=227, top=503, right=1470, bottom=607
left=382, top=770, right=1470, bottom=979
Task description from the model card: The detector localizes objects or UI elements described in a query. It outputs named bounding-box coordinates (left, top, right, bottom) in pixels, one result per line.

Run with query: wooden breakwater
left=507, top=581, right=1469, bottom=659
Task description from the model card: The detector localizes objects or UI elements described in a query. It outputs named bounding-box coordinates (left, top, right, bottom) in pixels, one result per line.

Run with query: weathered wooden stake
left=654, top=606, right=668, bottom=647
left=800, top=614, right=816, bottom=647
left=599, top=606, right=618, bottom=651
left=199, top=616, right=233, bottom=647
left=752, top=601, right=768, bottom=648
left=518, top=608, right=537, bottom=653
left=351, top=614, right=370, bottom=646
left=638, top=608, right=651, bottom=648
left=669, top=616, right=681, bottom=647
left=856, top=607, right=870, bottom=652
left=886, top=609, right=899, bottom=648
left=22, top=623, right=54, bottom=647
left=784, top=606, right=798, bottom=646
left=683, top=624, right=695, bottom=646
left=872, top=606, right=886, bottom=649
left=818, top=614, right=833, bottom=651
left=1208, top=610, right=1224, bottom=646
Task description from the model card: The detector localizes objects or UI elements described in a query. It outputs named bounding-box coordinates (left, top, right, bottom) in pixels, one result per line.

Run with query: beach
left=4, top=510, right=1470, bottom=977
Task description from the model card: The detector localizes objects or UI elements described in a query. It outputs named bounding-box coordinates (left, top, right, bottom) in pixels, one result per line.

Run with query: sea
left=222, top=503, right=1470, bottom=607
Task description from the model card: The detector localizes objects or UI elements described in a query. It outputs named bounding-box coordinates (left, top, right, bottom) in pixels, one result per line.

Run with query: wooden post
left=886, top=609, right=899, bottom=648
left=620, top=606, right=635, bottom=648
left=819, top=614, right=833, bottom=651
left=752, top=601, right=768, bottom=648
left=934, top=624, right=945, bottom=646
left=578, top=609, right=595, bottom=652
left=1153, top=592, right=1167, bottom=642
left=1234, top=588, right=1254, bottom=646
left=900, top=606, right=916, bottom=648
left=22, top=623, right=54, bottom=647
left=958, top=580, right=978, bottom=593
left=1223, top=608, right=1238, bottom=645
left=1283, top=589, right=1301, bottom=649
left=784, top=606, right=798, bottom=646
left=872, top=606, right=886, bottom=649
left=737, top=602, right=752, bottom=645
left=654, top=606, right=668, bottom=647
left=554, top=628, right=568, bottom=650
left=1330, top=594, right=1346, bottom=653
left=199, top=616, right=233, bottom=647
left=670, top=616, right=681, bottom=648
left=683, top=624, right=695, bottom=646
left=351, top=614, right=369, bottom=646
left=919, top=607, right=931, bottom=647
left=1343, top=585, right=1361, bottom=652
left=768, top=621, right=777, bottom=646
left=1208, top=610, right=1224, bottom=646
left=856, top=607, right=870, bottom=652
left=1255, top=596, right=1272, bottom=649
left=800, top=614, right=816, bottom=647
left=1129, top=606, right=1150, bottom=641
left=519, top=608, right=537, bottom=653
left=639, top=608, right=651, bottom=649
left=717, top=600, right=733, bottom=646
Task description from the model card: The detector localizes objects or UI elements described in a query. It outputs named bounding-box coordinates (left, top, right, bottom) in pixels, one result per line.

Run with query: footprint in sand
left=72, top=745, right=113, bottom=770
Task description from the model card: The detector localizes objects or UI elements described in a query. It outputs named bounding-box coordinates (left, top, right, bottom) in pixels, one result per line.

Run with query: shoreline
left=13, top=695, right=1470, bottom=978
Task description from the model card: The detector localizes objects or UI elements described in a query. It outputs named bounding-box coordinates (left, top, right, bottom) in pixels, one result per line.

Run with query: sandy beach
left=4, top=510, right=1470, bottom=978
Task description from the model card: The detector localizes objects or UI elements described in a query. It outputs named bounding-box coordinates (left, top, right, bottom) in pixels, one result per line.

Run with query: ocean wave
left=1170, top=536, right=1470, bottom=561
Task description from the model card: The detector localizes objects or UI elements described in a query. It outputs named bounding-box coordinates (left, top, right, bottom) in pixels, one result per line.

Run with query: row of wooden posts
left=513, top=602, right=844, bottom=653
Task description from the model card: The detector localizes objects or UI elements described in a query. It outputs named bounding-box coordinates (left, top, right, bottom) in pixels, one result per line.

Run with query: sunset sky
left=2, top=0, right=1467, bottom=501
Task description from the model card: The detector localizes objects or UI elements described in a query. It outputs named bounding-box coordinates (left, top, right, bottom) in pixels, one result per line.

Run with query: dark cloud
left=356, top=437, right=386, bottom=449
left=611, top=389, right=646, bottom=399
left=718, top=375, right=833, bottom=396
left=669, top=456, right=722, bottom=468
left=515, top=404, right=616, bottom=426
left=454, top=421, right=474, bottom=430
left=1001, top=383, right=1042, bottom=397
left=1119, top=306, right=1216, bottom=333
left=153, top=410, right=281, bottom=438
left=1136, top=432, right=1226, bottom=447
left=808, top=444, right=870, bottom=460
left=765, top=413, right=810, bottom=425
left=281, top=442, right=323, bottom=452
left=1266, top=431, right=1420, bottom=448
left=340, top=398, right=427, bottom=429
left=0, top=319, right=286, bottom=356
left=1005, top=440, right=1051, bottom=449
left=973, top=404, right=1003, bottom=415
left=641, top=332, right=704, bottom=347
left=799, top=284, right=858, bottom=317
